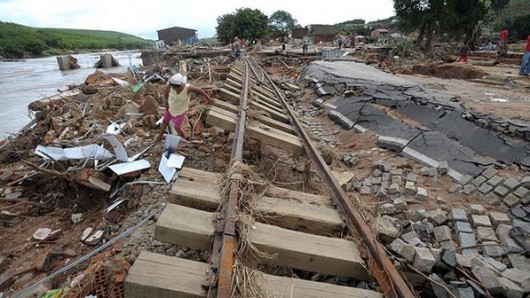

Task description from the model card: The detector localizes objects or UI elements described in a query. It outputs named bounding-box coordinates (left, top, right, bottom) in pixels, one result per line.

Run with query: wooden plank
left=225, top=77, right=281, bottom=109
left=169, top=179, right=220, bottom=211
left=124, top=252, right=207, bottom=298
left=156, top=204, right=367, bottom=280
left=251, top=90, right=283, bottom=109
left=212, top=99, right=238, bottom=114
left=219, top=88, right=239, bottom=103
left=155, top=204, right=214, bottom=251
left=125, top=252, right=382, bottom=298
left=180, top=167, right=221, bottom=183
left=253, top=96, right=284, bottom=114
left=267, top=186, right=330, bottom=205
left=258, top=196, right=344, bottom=236
left=250, top=222, right=368, bottom=280
left=222, top=81, right=241, bottom=95
left=250, top=101, right=290, bottom=123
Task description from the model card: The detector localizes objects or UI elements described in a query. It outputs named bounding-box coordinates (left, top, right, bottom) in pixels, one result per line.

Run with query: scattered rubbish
left=158, top=153, right=177, bottom=183
left=165, top=134, right=182, bottom=150
left=106, top=199, right=126, bottom=213
left=111, top=77, right=130, bottom=87
left=167, top=154, right=185, bottom=169
left=103, top=135, right=129, bottom=162
left=81, top=228, right=93, bottom=242
left=105, top=123, right=125, bottom=135
left=33, top=228, right=52, bottom=241
left=109, top=159, right=151, bottom=176
left=491, top=98, right=509, bottom=103
left=84, top=230, right=104, bottom=245
left=71, top=213, right=83, bottom=224
left=35, top=145, right=113, bottom=161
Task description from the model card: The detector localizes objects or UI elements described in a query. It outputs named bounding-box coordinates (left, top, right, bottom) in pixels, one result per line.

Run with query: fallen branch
left=22, top=160, right=72, bottom=181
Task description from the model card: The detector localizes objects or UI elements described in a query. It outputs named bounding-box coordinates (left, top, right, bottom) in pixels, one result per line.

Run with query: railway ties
left=124, top=58, right=414, bottom=297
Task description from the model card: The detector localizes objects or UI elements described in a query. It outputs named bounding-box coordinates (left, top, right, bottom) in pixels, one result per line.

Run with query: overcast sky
left=0, top=0, right=395, bottom=40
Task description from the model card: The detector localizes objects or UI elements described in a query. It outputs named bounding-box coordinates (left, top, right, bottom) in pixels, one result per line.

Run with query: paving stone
left=503, top=178, right=520, bottom=190
left=362, top=179, right=373, bottom=187
left=482, top=167, right=498, bottom=179
left=482, top=241, right=505, bottom=257
left=391, top=175, right=403, bottom=186
left=458, top=232, right=476, bottom=249
left=513, top=186, right=529, bottom=199
left=483, top=192, right=501, bottom=205
left=461, top=248, right=479, bottom=257
left=360, top=186, right=372, bottom=195
left=389, top=239, right=416, bottom=262
left=484, top=257, right=507, bottom=272
left=441, top=249, right=457, bottom=267
left=459, top=175, right=473, bottom=185
left=471, top=214, right=492, bottom=227
left=462, top=184, right=475, bottom=195
left=426, top=209, right=448, bottom=226
left=380, top=203, right=396, bottom=215
left=472, top=175, right=487, bottom=186
left=489, top=212, right=511, bottom=226
left=478, top=183, right=494, bottom=194
left=416, top=187, right=428, bottom=201
left=376, top=216, right=399, bottom=243
left=406, top=172, right=417, bottom=182
left=498, top=277, right=524, bottom=298
left=389, top=168, right=403, bottom=176
left=413, top=247, right=436, bottom=273
left=455, top=253, right=472, bottom=268
left=451, top=208, right=468, bottom=222
left=388, top=183, right=400, bottom=195
left=404, top=181, right=415, bottom=195
left=502, top=268, right=530, bottom=292
left=435, top=196, right=446, bottom=204
left=401, top=231, right=423, bottom=247
left=393, top=199, right=407, bottom=212
left=471, top=266, right=503, bottom=295
left=413, top=209, right=426, bottom=222
left=371, top=177, right=382, bottom=185
left=503, top=194, right=521, bottom=207
left=455, top=221, right=473, bottom=234
left=476, top=227, right=498, bottom=243
left=487, top=175, right=504, bottom=188
left=421, top=167, right=437, bottom=177
left=520, top=176, right=530, bottom=187
left=507, top=254, right=530, bottom=272
left=433, top=225, right=452, bottom=242
left=494, top=185, right=510, bottom=197
left=440, top=240, right=457, bottom=251
left=438, top=161, right=449, bottom=175
left=372, top=169, right=383, bottom=177
left=496, top=224, right=524, bottom=254
left=448, top=183, right=462, bottom=193
left=449, top=287, right=474, bottom=298
left=377, top=161, right=391, bottom=172
left=511, top=208, right=529, bottom=222
left=470, top=204, right=486, bottom=215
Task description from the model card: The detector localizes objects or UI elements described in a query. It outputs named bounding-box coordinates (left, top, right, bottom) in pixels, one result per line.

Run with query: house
left=291, top=27, right=308, bottom=40
left=157, top=26, right=197, bottom=45
left=307, top=25, right=337, bottom=43
left=371, top=29, right=390, bottom=42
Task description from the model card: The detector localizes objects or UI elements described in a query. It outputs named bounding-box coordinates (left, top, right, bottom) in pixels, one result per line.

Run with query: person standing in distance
left=156, top=73, right=211, bottom=141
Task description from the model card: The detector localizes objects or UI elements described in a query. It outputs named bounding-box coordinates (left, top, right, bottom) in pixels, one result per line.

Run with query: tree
left=268, top=10, right=298, bottom=39
left=216, top=8, right=269, bottom=44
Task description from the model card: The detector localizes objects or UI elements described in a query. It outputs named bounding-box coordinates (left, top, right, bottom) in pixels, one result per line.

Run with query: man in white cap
left=156, top=73, right=211, bottom=140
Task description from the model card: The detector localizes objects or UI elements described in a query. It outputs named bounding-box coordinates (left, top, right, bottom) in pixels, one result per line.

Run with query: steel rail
left=252, top=60, right=416, bottom=298
left=214, top=59, right=251, bottom=298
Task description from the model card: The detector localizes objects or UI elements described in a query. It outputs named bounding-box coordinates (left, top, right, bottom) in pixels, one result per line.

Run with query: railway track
left=124, top=57, right=415, bottom=297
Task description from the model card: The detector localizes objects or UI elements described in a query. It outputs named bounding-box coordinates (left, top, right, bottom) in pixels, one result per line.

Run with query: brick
left=455, top=221, right=473, bottom=234
left=389, top=239, right=415, bottom=262
left=503, top=194, right=521, bottom=207
left=489, top=212, right=511, bottom=226
left=503, top=178, right=520, bottom=190
left=483, top=192, right=501, bottom=205
left=470, top=204, right=486, bottom=215
left=451, top=208, right=468, bottom=222
left=458, top=232, right=476, bottom=249
left=487, top=175, right=504, bottom=187
left=416, top=187, right=428, bottom=201
left=471, top=215, right=492, bottom=227
left=433, top=225, right=452, bottom=242
left=413, top=247, right=435, bottom=272
left=472, top=175, right=487, bottom=186
left=494, top=185, right=510, bottom=197
left=482, top=167, right=498, bottom=179
left=476, top=227, right=498, bottom=243
left=478, top=183, right=494, bottom=194
left=513, top=187, right=529, bottom=199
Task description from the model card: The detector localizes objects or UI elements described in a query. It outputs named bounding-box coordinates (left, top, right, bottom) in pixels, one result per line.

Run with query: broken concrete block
left=84, top=230, right=104, bottom=245
left=481, top=167, right=498, bottom=179
left=476, top=227, right=498, bottom=243
left=513, top=186, right=529, bottom=199
left=472, top=266, right=503, bottom=295
left=81, top=227, right=93, bottom=242
left=502, top=268, right=530, bottom=293
left=413, top=247, right=435, bottom=272
left=489, top=212, right=511, bottom=226
left=494, top=185, right=510, bottom=197
left=71, top=213, right=83, bottom=224
left=503, top=194, right=521, bottom=207
left=462, top=184, right=475, bottom=195
left=503, top=178, right=520, bottom=191
left=507, top=254, right=530, bottom=272
left=451, top=208, right=468, bottom=222
left=435, top=196, right=446, bottom=204
left=488, top=175, right=504, bottom=188
left=389, top=239, right=416, bottom=262
left=433, top=225, right=452, bottom=242
left=406, top=172, right=417, bottom=182
left=455, top=221, right=473, bottom=234
left=420, top=167, right=437, bottom=177
left=404, top=181, right=416, bottom=195
left=416, top=187, right=428, bottom=201
left=470, top=204, right=486, bottom=215
left=482, top=241, right=505, bottom=257
left=496, top=224, right=524, bottom=254
left=483, top=192, right=501, bottom=205
left=438, top=161, right=449, bottom=175
left=478, top=183, right=494, bottom=194
left=498, top=277, right=524, bottom=298
left=379, top=203, right=396, bottom=215
left=376, top=216, right=399, bottom=243
left=32, top=228, right=52, bottom=241
left=471, top=215, right=492, bottom=228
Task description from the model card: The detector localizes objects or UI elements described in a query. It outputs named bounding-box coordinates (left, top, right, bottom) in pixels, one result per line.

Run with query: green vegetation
left=216, top=8, right=269, bottom=44
left=0, top=22, right=153, bottom=58
left=495, top=0, right=530, bottom=40
left=268, top=10, right=299, bottom=39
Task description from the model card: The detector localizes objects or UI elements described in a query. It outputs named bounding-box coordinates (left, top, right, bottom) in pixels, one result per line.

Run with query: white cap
left=169, top=73, right=186, bottom=86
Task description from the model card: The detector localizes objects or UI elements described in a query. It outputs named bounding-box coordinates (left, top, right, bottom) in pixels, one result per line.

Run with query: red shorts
left=163, top=110, right=186, bottom=129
